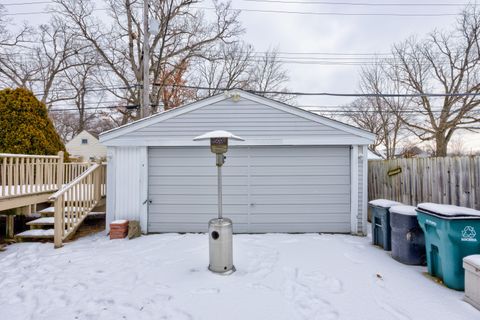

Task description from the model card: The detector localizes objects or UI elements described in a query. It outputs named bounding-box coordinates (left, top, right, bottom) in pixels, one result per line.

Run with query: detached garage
left=100, top=90, right=375, bottom=235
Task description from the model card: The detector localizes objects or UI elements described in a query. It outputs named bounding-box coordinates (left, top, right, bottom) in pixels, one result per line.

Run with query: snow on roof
left=390, top=205, right=417, bottom=216
left=417, top=203, right=480, bottom=217
left=368, top=199, right=403, bottom=208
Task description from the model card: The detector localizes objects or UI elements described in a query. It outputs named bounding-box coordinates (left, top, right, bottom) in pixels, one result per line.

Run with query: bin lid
left=463, top=255, right=480, bottom=269
left=368, top=199, right=402, bottom=208
left=417, top=203, right=480, bottom=218
left=389, top=205, right=417, bottom=216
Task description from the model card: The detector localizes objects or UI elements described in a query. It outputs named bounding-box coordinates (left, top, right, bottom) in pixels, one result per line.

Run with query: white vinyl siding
left=147, top=146, right=351, bottom=233
left=122, top=98, right=355, bottom=143
left=106, top=146, right=147, bottom=231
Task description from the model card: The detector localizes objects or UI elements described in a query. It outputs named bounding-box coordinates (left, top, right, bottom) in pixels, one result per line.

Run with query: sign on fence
left=368, top=156, right=480, bottom=210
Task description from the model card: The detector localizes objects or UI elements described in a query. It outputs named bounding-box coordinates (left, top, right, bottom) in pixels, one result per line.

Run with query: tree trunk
left=435, top=133, right=448, bottom=157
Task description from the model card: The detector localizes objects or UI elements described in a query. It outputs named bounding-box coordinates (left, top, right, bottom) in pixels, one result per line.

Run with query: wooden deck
left=0, top=153, right=106, bottom=246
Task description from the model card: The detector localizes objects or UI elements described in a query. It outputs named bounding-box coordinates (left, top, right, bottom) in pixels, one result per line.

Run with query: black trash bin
left=369, top=199, right=402, bottom=251
left=390, top=205, right=426, bottom=265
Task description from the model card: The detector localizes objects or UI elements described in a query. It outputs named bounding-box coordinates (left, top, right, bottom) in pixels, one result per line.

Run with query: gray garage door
left=148, top=146, right=351, bottom=233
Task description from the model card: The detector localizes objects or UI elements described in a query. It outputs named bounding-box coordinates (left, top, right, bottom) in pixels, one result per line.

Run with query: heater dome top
left=193, top=130, right=244, bottom=141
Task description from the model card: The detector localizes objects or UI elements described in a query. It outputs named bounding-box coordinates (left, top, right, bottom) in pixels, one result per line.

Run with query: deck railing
left=0, top=152, right=64, bottom=198
left=0, top=152, right=93, bottom=198
left=50, top=163, right=106, bottom=248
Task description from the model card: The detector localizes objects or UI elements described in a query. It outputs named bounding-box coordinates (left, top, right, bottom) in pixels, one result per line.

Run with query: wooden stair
left=15, top=207, right=105, bottom=241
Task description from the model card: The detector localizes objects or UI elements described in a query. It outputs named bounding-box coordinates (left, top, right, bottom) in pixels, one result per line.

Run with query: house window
left=81, top=139, right=88, bottom=144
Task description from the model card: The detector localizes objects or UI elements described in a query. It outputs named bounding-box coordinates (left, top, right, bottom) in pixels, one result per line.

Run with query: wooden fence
left=369, top=156, right=480, bottom=209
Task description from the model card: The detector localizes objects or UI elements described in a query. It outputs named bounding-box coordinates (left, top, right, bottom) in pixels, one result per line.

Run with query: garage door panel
left=148, top=146, right=351, bottom=233
left=149, top=166, right=248, bottom=176
left=149, top=176, right=249, bottom=186
left=247, top=223, right=350, bottom=233
left=250, top=166, right=349, bottom=176
left=150, top=185, right=250, bottom=195
left=249, top=146, right=348, bottom=157
left=250, top=185, right=350, bottom=195
left=250, top=194, right=350, bottom=205
left=250, top=204, right=350, bottom=215
left=249, top=213, right=350, bottom=224
left=249, top=175, right=350, bottom=185
left=250, top=156, right=350, bottom=166
left=149, top=204, right=248, bottom=215
left=148, top=222, right=249, bottom=233
left=151, top=157, right=249, bottom=167
left=149, top=214, right=249, bottom=224
left=151, top=194, right=248, bottom=205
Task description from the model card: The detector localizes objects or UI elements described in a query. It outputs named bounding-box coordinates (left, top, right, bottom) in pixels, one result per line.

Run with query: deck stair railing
left=50, top=163, right=106, bottom=248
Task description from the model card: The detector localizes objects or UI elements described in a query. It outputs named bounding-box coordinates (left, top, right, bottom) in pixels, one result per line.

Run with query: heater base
left=208, top=265, right=236, bottom=275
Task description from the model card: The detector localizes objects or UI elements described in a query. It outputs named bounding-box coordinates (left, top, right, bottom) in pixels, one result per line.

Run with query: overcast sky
left=209, top=0, right=478, bottom=151
left=4, top=0, right=480, bottom=151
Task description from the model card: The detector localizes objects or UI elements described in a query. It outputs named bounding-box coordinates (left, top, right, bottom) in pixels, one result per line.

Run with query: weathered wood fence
left=369, top=156, right=480, bottom=210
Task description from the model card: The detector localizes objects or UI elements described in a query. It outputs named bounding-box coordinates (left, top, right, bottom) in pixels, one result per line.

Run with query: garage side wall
left=106, top=146, right=148, bottom=232
left=357, top=146, right=368, bottom=235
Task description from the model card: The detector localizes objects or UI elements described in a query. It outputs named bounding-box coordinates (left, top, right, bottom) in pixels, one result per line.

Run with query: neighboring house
left=100, top=90, right=375, bottom=235
left=66, top=130, right=107, bottom=162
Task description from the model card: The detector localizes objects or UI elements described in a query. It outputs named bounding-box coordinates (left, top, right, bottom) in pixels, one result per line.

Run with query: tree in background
left=54, top=0, right=243, bottom=120
left=358, top=4, right=480, bottom=157
left=193, top=44, right=290, bottom=102
left=0, top=88, right=66, bottom=155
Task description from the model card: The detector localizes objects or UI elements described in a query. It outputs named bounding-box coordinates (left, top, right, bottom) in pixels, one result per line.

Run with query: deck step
left=26, top=217, right=54, bottom=226
left=15, top=229, right=54, bottom=239
left=36, top=207, right=102, bottom=217
left=27, top=211, right=106, bottom=227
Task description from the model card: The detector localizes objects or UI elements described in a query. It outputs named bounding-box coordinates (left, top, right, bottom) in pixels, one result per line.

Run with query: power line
left=154, top=84, right=480, bottom=98
left=1, top=1, right=51, bottom=5
left=194, top=6, right=458, bottom=17
left=27, top=81, right=480, bottom=98
left=4, top=6, right=458, bottom=17
left=242, top=0, right=468, bottom=6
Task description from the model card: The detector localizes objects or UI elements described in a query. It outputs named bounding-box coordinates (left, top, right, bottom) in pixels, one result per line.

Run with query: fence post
left=54, top=197, right=64, bottom=248
left=94, top=161, right=102, bottom=202
left=57, top=151, right=64, bottom=190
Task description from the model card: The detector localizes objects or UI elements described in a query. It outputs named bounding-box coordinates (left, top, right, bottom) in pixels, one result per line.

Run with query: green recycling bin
left=416, top=203, right=480, bottom=291
left=369, top=199, right=402, bottom=251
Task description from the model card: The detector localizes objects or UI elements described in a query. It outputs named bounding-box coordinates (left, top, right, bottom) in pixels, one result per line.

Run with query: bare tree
left=345, top=61, right=408, bottom=159
left=193, top=45, right=290, bottom=101
left=0, top=6, right=35, bottom=88
left=247, top=49, right=291, bottom=102
left=193, top=41, right=253, bottom=97
left=378, top=4, right=480, bottom=156
left=54, top=0, right=243, bottom=119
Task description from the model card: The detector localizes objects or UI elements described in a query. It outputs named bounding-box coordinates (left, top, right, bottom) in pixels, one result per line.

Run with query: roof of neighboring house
left=99, top=89, right=376, bottom=144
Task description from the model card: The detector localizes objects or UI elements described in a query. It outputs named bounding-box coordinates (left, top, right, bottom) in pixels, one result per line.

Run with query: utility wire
left=4, top=6, right=459, bottom=17
left=153, top=84, right=480, bottom=98
left=29, top=82, right=480, bottom=98
left=193, top=6, right=458, bottom=17
left=242, top=0, right=468, bottom=6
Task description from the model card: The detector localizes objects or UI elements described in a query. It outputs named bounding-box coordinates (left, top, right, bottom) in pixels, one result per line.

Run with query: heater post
left=217, top=163, right=223, bottom=219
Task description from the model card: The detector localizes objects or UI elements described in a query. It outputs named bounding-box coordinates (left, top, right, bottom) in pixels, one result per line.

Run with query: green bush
left=0, top=88, right=66, bottom=156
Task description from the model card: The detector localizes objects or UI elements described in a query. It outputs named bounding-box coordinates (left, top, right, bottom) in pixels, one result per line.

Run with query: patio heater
left=193, top=130, right=244, bottom=274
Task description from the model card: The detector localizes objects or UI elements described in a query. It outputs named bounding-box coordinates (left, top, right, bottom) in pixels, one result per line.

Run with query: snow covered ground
left=0, top=232, right=478, bottom=320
